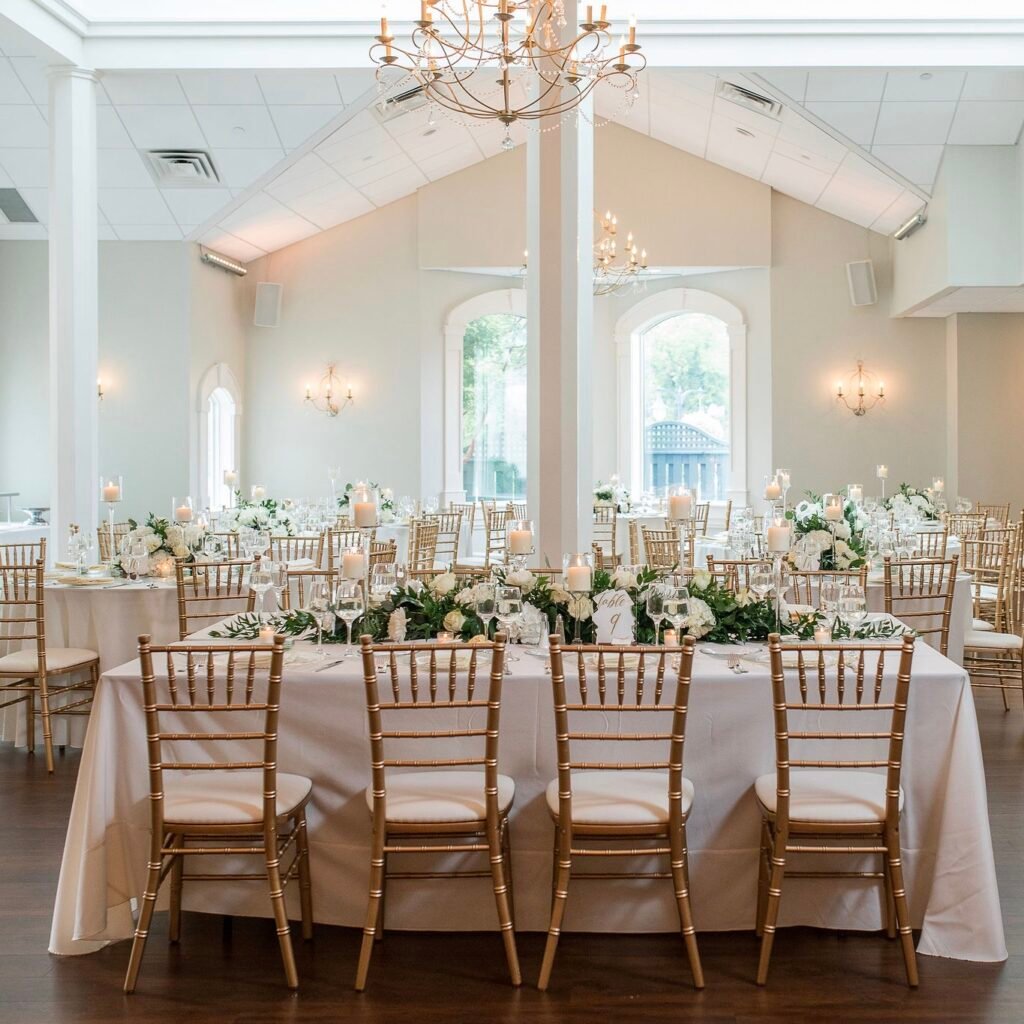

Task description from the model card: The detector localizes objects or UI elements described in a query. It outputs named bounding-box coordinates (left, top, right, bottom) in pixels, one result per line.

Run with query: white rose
left=166, top=525, right=183, bottom=546
left=550, top=585, right=571, bottom=606
left=612, top=567, right=638, bottom=590
left=689, top=569, right=712, bottom=591
left=145, top=535, right=163, bottom=553
left=443, top=610, right=466, bottom=633
left=834, top=521, right=852, bottom=540
left=568, top=595, right=594, bottom=621
left=429, top=572, right=458, bottom=596
left=505, top=569, right=536, bottom=593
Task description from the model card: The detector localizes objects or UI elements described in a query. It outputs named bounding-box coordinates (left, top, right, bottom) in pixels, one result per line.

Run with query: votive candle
left=102, top=480, right=121, bottom=502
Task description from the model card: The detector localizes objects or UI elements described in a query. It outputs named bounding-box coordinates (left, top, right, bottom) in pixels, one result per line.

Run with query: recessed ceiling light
left=362, top=154, right=374, bottom=162
left=919, top=72, right=933, bottom=80
left=735, top=126, right=755, bottom=138
left=422, top=128, right=437, bottom=137
left=800, top=153, right=811, bottom=161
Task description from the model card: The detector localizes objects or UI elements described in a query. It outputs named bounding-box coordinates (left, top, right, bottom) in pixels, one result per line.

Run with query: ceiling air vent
left=144, top=150, right=220, bottom=187
left=717, top=81, right=783, bottom=120
left=0, top=188, right=39, bottom=223
left=373, top=84, right=430, bottom=124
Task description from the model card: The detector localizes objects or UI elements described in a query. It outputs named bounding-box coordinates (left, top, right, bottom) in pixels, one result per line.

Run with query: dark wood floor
left=4, top=689, right=1023, bottom=1024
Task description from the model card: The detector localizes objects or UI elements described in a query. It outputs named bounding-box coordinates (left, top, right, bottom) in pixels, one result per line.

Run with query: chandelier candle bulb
left=629, top=14, right=637, bottom=45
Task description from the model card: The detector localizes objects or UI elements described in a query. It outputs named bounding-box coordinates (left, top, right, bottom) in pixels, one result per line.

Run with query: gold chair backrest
left=628, top=519, right=641, bottom=565
left=282, top=567, right=339, bottom=611
left=408, top=518, right=441, bottom=572
left=977, top=503, right=1011, bottom=527
left=787, top=567, right=869, bottom=606
left=945, top=512, right=985, bottom=540
left=449, top=501, right=476, bottom=534
left=326, top=527, right=375, bottom=573
left=506, top=502, right=527, bottom=521
left=707, top=557, right=771, bottom=591
left=175, top=559, right=255, bottom=640
left=97, top=523, right=132, bottom=561
left=369, top=540, right=398, bottom=569
left=592, top=505, right=617, bottom=562
left=914, top=528, right=948, bottom=558
left=483, top=508, right=508, bottom=568
left=962, top=534, right=1014, bottom=633
left=426, top=510, right=463, bottom=566
left=642, top=526, right=685, bottom=569
left=722, top=499, right=733, bottom=532
left=137, top=634, right=285, bottom=842
left=694, top=502, right=710, bottom=535
left=547, top=636, right=697, bottom=830
left=0, top=560, right=45, bottom=671
left=0, top=539, right=46, bottom=567
left=211, top=532, right=241, bottom=559
left=765, top=634, right=915, bottom=833
left=269, top=533, right=324, bottom=566
left=882, top=556, right=959, bottom=656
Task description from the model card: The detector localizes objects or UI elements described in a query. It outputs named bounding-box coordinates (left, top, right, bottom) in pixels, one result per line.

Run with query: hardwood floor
left=3, top=689, right=1022, bottom=1024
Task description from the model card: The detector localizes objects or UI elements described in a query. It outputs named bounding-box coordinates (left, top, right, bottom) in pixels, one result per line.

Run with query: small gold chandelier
left=304, top=364, right=354, bottom=418
left=835, top=360, right=885, bottom=417
left=372, top=2, right=645, bottom=148
left=593, top=208, right=647, bottom=296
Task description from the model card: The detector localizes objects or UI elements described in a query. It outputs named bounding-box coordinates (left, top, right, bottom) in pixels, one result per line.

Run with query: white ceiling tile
left=760, top=151, right=830, bottom=205
left=0, top=106, right=48, bottom=148
left=200, top=228, right=266, bottom=263
left=96, top=107, right=134, bottom=148
left=961, top=71, right=1024, bottom=102
left=98, top=225, right=118, bottom=240
left=111, top=224, right=184, bottom=240
left=258, top=71, right=342, bottom=105
left=870, top=190, right=927, bottom=234
left=599, top=87, right=649, bottom=135
left=160, top=187, right=234, bottom=226
left=357, top=164, right=429, bottom=207
left=870, top=145, right=943, bottom=185
left=117, top=106, right=207, bottom=150
left=98, top=148, right=154, bottom=187
left=647, top=100, right=711, bottom=157
left=705, top=117, right=772, bottom=179
left=805, top=71, right=888, bottom=102
left=218, top=192, right=320, bottom=250
left=803, top=102, right=879, bottom=145
left=192, top=105, right=282, bottom=149
left=344, top=151, right=416, bottom=188
left=101, top=72, right=187, bottom=105
left=334, top=70, right=375, bottom=105
left=178, top=71, right=264, bottom=105
left=99, top=188, right=176, bottom=225
left=211, top=148, right=285, bottom=188
left=415, top=142, right=485, bottom=182
left=651, top=70, right=717, bottom=108
left=757, top=71, right=807, bottom=101
left=813, top=188, right=879, bottom=230
left=711, top=97, right=782, bottom=139
left=872, top=101, right=956, bottom=145
left=0, top=148, right=47, bottom=187
left=7, top=57, right=48, bottom=105
left=319, top=126, right=405, bottom=174
left=0, top=223, right=47, bottom=240
left=946, top=101, right=1024, bottom=145
left=17, top=188, right=47, bottom=224
left=268, top=105, right=343, bottom=149
left=771, top=136, right=840, bottom=176
left=265, top=154, right=340, bottom=203
left=0, top=58, right=31, bottom=103
left=284, top=181, right=375, bottom=227
left=399, top=123, right=475, bottom=162
left=882, top=70, right=965, bottom=102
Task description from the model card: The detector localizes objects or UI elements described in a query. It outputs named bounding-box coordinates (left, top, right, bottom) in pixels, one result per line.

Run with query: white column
left=48, top=67, right=99, bottom=557
left=527, top=3, right=594, bottom=566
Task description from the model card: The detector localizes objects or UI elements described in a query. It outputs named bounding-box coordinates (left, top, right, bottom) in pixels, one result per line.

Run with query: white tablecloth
left=50, top=638, right=1005, bottom=963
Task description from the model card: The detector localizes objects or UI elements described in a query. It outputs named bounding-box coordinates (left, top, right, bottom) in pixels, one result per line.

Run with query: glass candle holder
left=250, top=484, right=267, bottom=501
left=666, top=484, right=693, bottom=523
left=171, top=496, right=194, bottom=524
left=99, top=475, right=123, bottom=566
left=506, top=519, right=534, bottom=568
left=350, top=482, right=379, bottom=528
left=563, top=552, right=594, bottom=593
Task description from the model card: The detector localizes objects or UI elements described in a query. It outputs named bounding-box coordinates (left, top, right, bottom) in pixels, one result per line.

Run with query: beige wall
left=954, top=313, right=1024, bottom=506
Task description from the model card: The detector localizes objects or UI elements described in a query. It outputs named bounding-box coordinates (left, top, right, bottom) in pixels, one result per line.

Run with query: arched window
left=443, top=289, right=527, bottom=503
left=207, top=386, right=236, bottom=510
left=616, top=288, right=747, bottom=503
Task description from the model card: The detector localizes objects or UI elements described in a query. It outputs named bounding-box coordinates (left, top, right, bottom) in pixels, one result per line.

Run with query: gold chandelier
left=372, top=2, right=645, bottom=147
left=593, top=208, right=647, bottom=296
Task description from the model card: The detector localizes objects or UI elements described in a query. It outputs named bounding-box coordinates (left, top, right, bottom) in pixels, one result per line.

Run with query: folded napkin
left=54, top=561, right=106, bottom=572
left=56, top=575, right=117, bottom=587
left=286, top=558, right=316, bottom=570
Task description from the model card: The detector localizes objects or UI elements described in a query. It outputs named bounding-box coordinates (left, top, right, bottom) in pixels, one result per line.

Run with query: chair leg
left=537, top=824, right=571, bottom=992
left=885, top=825, right=919, bottom=988
left=37, top=673, right=55, bottom=774
left=25, top=682, right=35, bottom=755
left=882, top=853, right=896, bottom=939
left=756, top=832, right=787, bottom=986
left=374, top=852, right=387, bottom=943
left=670, top=821, right=704, bottom=989
left=168, top=835, right=184, bottom=943
left=488, top=815, right=521, bottom=987
left=296, top=812, right=314, bottom=942
left=123, top=855, right=164, bottom=993
left=755, top=819, right=770, bottom=938
left=355, top=826, right=386, bottom=991
left=264, top=841, right=299, bottom=989
left=502, top=818, right=517, bottom=932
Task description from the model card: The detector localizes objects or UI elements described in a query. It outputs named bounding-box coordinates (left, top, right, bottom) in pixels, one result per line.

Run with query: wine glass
left=645, top=583, right=667, bottom=644
left=269, top=561, right=288, bottom=614
left=819, top=581, right=842, bottom=639
left=250, top=565, right=274, bottom=622
left=476, top=582, right=497, bottom=640
left=370, top=563, right=398, bottom=603
left=663, top=585, right=690, bottom=637
left=333, top=581, right=365, bottom=657
left=838, top=584, right=868, bottom=636
left=495, top=585, right=524, bottom=669
left=307, top=581, right=333, bottom=659
left=749, top=569, right=774, bottom=603
left=203, top=533, right=225, bottom=561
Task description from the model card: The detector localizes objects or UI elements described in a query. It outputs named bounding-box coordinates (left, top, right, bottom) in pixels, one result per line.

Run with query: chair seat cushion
left=0, top=647, right=97, bottom=675
left=164, top=770, right=312, bottom=825
left=972, top=618, right=995, bottom=632
left=755, top=770, right=902, bottom=824
left=546, top=770, right=694, bottom=826
left=368, top=770, right=515, bottom=823
left=965, top=629, right=1023, bottom=650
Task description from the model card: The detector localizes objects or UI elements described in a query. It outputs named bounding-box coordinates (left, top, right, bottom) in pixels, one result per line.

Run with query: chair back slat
left=175, top=559, right=255, bottom=640
left=787, top=567, right=868, bottom=606
left=408, top=519, right=441, bottom=572
left=269, top=533, right=324, bottom=566
left=0, top=560, right=45, bottom=667
left=707, top=557, right=769, bottom=590
left=914, top=528, right=948, bottom=558
left=97, top=522, right=132, bottom=561
left=0, top=540, right=47, bottom=567
left=882, top=555, right=958, bottom=655
left=426, top=510, right=463, bottom=566
left=976, top=503, right=1011, bottom=526
left=327, top=526, right=376, bottom=572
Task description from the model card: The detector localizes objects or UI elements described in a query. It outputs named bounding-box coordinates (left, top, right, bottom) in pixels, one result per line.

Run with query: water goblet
left=250, top=565, right=274, bottom=622
left=645, top=583, right=667, bottom=644
left=662, top=585, right=690, bottom=638
left=475, top=582, right=497, bottom=640
left=333, top=581, right=365, bottom=656
left=838, top=584, right=868, bottom=636
left=269, top=560, right=288, bottom=614
left=495, top=585, right=524, bottom=670
left=307, top=581, right=333, bottom=659
left=819, top=581, right=842, bottom=639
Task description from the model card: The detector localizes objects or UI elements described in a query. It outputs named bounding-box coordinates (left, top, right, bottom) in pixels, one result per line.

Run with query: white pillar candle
left=767, top=524, right=791, bottom=552
left=566, top=565, right=592, bottom=592
left=342, top=550, right=366, bottom=579
left=813, top=626, right=829, bottom=644
left=509, top=529, right=533, bottom=555
left=102, top=481, right=121, bottom=502
left=668, top=494, right=692, bottom=521
left=932, top=477, right=945, bottom=493
left=824, top=500, right=843, bottom=522
left=663, top=628, right=678, bottom=647
left=251, top=485, right=267, bottom=501
left=352, top=501, right=377, bottom=528
left=777, top=471, right=791, bottom=489
left=764, top=480, right=782, bottom=501
left=848, top=484, right=863, bottom=504
left=224, top=470, right=238, bottom=487
left=259, top=624, right=275, bottom=643
left=175, top=505, right=193, bottom=522
left=876, top=464, right=888, bottom=479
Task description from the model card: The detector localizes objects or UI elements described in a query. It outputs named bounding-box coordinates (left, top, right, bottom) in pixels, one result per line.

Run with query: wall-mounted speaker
left=846, top=259, right=877, bottom=307
left=253, top=282, right=283, bottom=327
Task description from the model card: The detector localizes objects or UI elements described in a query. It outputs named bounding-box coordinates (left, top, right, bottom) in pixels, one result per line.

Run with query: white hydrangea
left=682, top=595, right=716, bottom=639
left=550, top=585, right=571, bottom=606
left=568, top=595, right=594, bottom=621
left=505, top=568, right=536, bottom=593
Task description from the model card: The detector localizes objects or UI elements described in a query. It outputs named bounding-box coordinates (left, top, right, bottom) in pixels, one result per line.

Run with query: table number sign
left=593, top=590, right=635, bottom=645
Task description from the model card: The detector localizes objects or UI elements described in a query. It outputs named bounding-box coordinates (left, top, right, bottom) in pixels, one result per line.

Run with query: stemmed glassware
left=663, top=585, right=690, bottom=635
left=370, top=563, right=398, bottom=603
left=475, top=582, right=497, bottom=640
left=495, top=585, right=524, bottom=670
left=203, top=533, right=225, bottom=561
left=333, top=581, right=365, bottom=657
left=645, top=583, right=667, bottom=644
left=819, top=581, right=842, bottom=639
left=749, top=568, right=774, bottom=605
left=268, top=561, right=288, bottom=614
left=308, top=581, right=333, bottom=659
left=838, top=584, right=868, bottom=636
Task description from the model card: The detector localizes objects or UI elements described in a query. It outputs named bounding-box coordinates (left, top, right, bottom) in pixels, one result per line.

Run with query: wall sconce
left=304, top=363, right=353, bottom=418
left=835, top=360, right=885, bottom=417
left=97, top=377, right=105, bottom=402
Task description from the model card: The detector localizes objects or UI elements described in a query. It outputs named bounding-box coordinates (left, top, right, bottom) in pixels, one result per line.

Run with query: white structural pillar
left=527, top=1, right=594, bottom=566
left=48, top=67, right=100, bottom=554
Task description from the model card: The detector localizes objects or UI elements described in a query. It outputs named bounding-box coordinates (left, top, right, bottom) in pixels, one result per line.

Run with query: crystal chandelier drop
left=372, top=2, right=646, bottom=148
left=592, top=209, right=648, bottom=296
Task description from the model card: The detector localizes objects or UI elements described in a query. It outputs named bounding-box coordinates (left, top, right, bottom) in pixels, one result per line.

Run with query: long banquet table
left=50, top=635, right=1006, bottom=962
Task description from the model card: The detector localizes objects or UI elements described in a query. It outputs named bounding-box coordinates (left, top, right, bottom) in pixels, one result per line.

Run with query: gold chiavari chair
left=506, top=501, right=528, bottom=521
left=480, top=507, right=508, bottom=568
left=269, top=533, right=324, bottom=566
left=175, top=559, right=255, bottom=640
left=0, top=538, right=46, bottom=566
left=722, top=499, right=734, bottom=532
left=539, top=637, right=703, bottom=991
left=642, top=524, right=696, bottom=571
left=427, top=510, right=463, bottom=567
left=755, top=634, right=918, bottom=987
left=210, top=532, right=241, bottom=559
left=965, top=532, right=1014, bottom=632
left=326, top=526, right=375, bottom=573
left=914, top=528, right=948, bottom=558
left=408, top=518, right=440, bottom=573
left=694, top=502, right=711, bottom=536
left=96, top=522, right=131, bottom=561
left=945, top=512, right=985, bottom=541
left=883, top=556, right=959, bottom=658
left=787, top=566, right=868, bottom=606
left=369, top=540, right=398, bottom=569
left=0, top=559, right=98, bottom=773
left=406, top=565, right=490, bottom=586
left=977, top=503, right=1011, bottom=526
left=449, top=500, right=476, bottom=536
left=355, top=634, right=520, bottom=989
left=628, top=518, right=642, bottom=565
left=282, top=567, right=338, bottom=611
left=592, top=505, right=621, bottom=569
left=123, top=635, right=313, bottom=993
left=707, top=557, right=772, bottom=591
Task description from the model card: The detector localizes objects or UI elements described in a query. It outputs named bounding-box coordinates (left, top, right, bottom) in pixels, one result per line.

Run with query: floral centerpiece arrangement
left=114, top=514, right=206, bottom=576
left=220, top=494, right=297, bottom=535
left=594, top=477, right=631, bottom=513
left=337, top=482, right=397, bottom=523
left=785, top=492, right=868, bottom=570
left=884, top=483, right=940, bottom=521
